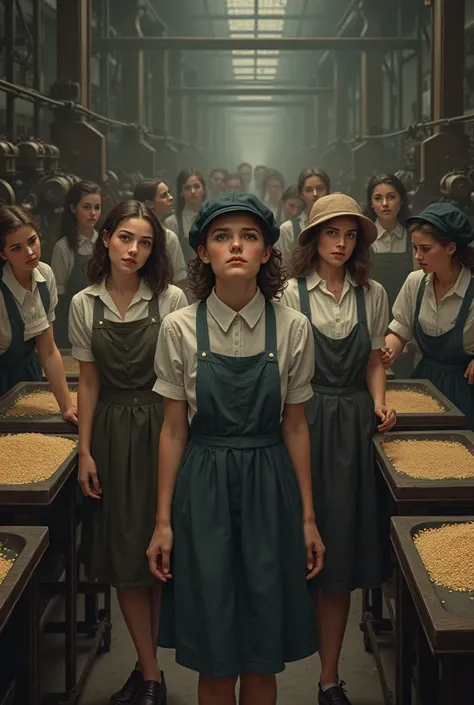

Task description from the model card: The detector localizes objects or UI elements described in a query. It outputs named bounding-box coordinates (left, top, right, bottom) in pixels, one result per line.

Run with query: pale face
left=0, top=225, right=41, bottom=273
left=210, top=171, right=226, bottom=195
left=181, top=176, right=205, bottom=208
left=226, top=178, right=243, bottom=192
left=301, top=175, right=328, bottom=211
left=283, top=197, right=303, bottom=221
left=412, top=229, right=456, bottom=273
left=371, top=183, right=402, bottom=222
left=103, top=217, right=154, bottom=276
left=316, top=216, right=358, bottom=268
left=254, top=168, right=268, bottom=190
left=198, top=213, right=271, bottom=283
left=238, top=165, right=252, bottom=187
left=71, top=193, right=102, bottom=231
left=153, top=182, right=173, bottom=216
left=267, top=178, right=284, bottom=204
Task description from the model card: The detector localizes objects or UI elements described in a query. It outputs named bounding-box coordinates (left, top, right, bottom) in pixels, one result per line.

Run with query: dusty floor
left=70, top=590, right=393, bottom=705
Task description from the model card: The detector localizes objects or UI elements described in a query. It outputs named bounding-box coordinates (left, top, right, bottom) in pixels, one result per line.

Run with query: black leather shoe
left=318, top=682, right=352, bottom=705
left=135, top=676, right=167, bottom=705
left=110, top=667, right=143, bottom=704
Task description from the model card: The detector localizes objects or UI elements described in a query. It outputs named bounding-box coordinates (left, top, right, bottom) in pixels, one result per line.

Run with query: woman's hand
left=62, top=406, right=78, bottom=425
left=374, top=404, right=397, bottom=433
left=304, top=520, right=325, bottom=580
left=380, top=346, right=394, bottom=369
left=465, top=360, right=474, bottom=385
left=78, top=453, right=102, bottom=499
left=147, top=524, right=173, bottom=582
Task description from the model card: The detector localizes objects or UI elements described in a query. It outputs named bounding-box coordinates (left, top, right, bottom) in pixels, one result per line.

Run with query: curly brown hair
left=188, top=235, right=286, bottom=300
left=85, top=201, right=173, bottom=295
left=288, top=220, right=371, bottom=288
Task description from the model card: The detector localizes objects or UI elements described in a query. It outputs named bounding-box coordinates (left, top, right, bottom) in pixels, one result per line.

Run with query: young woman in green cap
left=382, top=202, right=474, bottom=428
left=147, top=192, right=324, bottom=705
left=281, top=193, right=397, bottom=705
left=69, top=201, right=187, bottom=705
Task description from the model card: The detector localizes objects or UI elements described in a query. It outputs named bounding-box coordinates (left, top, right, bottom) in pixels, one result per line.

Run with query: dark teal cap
left=188, top=192, right=280, bottom=252
left=407, top=203, right=474, bottom=246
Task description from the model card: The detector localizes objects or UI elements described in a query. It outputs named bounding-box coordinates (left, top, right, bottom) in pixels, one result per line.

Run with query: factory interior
left=0, top=1, right=474, bottom=705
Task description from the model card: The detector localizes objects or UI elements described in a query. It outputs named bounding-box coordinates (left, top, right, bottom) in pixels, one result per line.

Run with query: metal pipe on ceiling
left=168, top=86, right=333, bottom=95
left=205, top=101, right=306, bottom=108
left=93, top=36, right=419, bottom=51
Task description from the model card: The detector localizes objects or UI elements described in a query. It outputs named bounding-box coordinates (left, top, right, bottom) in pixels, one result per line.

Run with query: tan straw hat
left=298, top=193, right=378, bottom=248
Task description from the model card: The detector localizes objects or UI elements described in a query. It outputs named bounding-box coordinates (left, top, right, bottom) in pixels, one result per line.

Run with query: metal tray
left=0, top=434, right=78, bottom=505
left=386, top=379, right=465, bottom=430
left=374, top=430, right=474, bottom=501
left=0, top=382, right=77, bottom=434
left=391, top=516, right=474, bottom=652
left=0, top=527, right=49, bottom=635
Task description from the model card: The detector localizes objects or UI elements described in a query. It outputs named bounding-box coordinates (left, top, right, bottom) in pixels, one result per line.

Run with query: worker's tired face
left=198, top=213, right=271, bottom=283
left=71, top=192, right=102, bottom=232
left=103, top=217, right=154, bottom=276
left=0, top=225, right=41, bottom=273
left=371, top=183, right=402, bottom=224
left=153, top=182, right=174, bottom=217
left=411, top=227, right=457, bottom=274
left=316, top=216, right=358, bottom=268
left=301, top=175, right=329, bottom=212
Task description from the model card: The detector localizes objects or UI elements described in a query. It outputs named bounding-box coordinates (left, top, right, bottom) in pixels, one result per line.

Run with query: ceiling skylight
left=227, top=0, right=288, bottom=82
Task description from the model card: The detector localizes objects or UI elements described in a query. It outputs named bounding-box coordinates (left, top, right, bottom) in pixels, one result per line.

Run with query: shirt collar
left=84, top=277, right=153, bottom=304
left=207, top=288, right=266, bottom=332
left=299, top=211, right=309, bottom=228
left=77, top=230, right=98, bottom=246
left=425, top=266, right=472, bottom=299
left=1, top=261, right=45, bottom=305
left=375, top=219, right=405, bottom=239
left=305, top=269, right=357, bottom=291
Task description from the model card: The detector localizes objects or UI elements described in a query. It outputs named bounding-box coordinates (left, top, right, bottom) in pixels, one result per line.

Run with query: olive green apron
left=159, top=298, right=318, bottom=677
left=370, top=234, right=414, bottom=378
left=298, top=279, right=389, bottom=593
left=0, top=271, right=50, bottom=396
left=82, top=295, right=163, bottom=589
left=54, top=251, right=90, bottom=348
left=412, top=274, right=474, bottom=429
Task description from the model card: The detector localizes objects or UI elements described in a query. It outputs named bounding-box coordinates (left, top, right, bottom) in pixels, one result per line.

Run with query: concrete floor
left=76, top=590, right=392, bottom=705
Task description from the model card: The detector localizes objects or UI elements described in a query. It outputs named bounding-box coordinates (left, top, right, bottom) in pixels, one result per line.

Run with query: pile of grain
left=382, top=439, right=474, bottom=479
left=62, top=355, right=79, bottom=375
left=0, top=552, right=14, bottom=585
left=414, top=522, right=474, bottom=592
left=4, top=391, right=77, bottom=417
left=0, top=433, right=77, bottom=484
left=386, top=388, right=444, bottom=414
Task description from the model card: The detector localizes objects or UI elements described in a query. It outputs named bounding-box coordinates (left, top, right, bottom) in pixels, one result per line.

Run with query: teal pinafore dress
left=160, top=298, right=318, bottom=677
left=412, top=275, right=474, bottom=429
left=0, top=271, right=50, bottom=396
left=297, top=279, right=389, bottom=592
left=82, top=295, right=163, bottom=589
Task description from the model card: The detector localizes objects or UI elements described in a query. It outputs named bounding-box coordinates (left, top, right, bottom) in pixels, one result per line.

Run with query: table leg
left=395, top=565, right=414, bottom=705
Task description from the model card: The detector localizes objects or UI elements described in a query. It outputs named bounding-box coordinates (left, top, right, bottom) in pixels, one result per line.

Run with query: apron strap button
left=201, top=352, right=207, bottom=357
left=98, top=320, right=104, bottom=326
left=268, top=352, right=274, bottom=358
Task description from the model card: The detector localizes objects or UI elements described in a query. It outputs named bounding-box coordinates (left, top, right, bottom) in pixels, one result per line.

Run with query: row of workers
left=1, top=181, right=474, bottom=705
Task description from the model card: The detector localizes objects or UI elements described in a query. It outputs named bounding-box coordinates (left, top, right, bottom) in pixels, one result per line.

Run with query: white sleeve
left=389, top=272, right=421, bottom=342
left=153, top=316, right=187, bottom=400
left=69, top=294, right=94, bottom=362
left=166, top=230, right=187, bottom=283
left=370, top=284, right=389, bottom=350
left=51, top=239, right=73, bottom=295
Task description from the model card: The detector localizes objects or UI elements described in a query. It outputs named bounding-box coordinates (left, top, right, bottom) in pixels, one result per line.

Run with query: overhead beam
left=190, top=14, right=326, bottom=20
left=93, top=36, right=419, bottom=52
left=204, top=101, right=306, bottom=108
left=168, top=85, right=333, bottom=96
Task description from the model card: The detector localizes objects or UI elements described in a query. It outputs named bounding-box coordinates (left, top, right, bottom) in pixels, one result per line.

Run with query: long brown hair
left=59, top=180, right=102, bottom=253
left=188, top=227, right=286, bottom=300
left=85, top=201, right=173, bottom=295
left=409, top=221, right=474, bottom=271
left=288, top=220, right=371, bottom=288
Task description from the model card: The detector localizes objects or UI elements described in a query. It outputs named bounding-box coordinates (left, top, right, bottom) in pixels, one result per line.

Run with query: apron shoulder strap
left=92, top=295, right=105, bottom=327
left=148, top=293, right=160, bottom=322
left=291, top=217, right=302, bottom=242
left=177, top=213, right=185, bottom=241
left=196, top=299, right=210, bottom=352
left=264, top=299, right=277, bottom=356
left=414, top=274, right=428, bottom=322
left=297, top=278, right=312, bottom=320
left=453, top=276, right=474, bottom=333
left=355, top=285, right=367, bottom=324
left=37, top=280, right=50, bottom=316
left=0, top=278, right=25, bottom=343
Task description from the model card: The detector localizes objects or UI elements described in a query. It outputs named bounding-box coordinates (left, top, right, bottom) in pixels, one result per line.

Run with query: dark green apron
left=82, top=294, right=163, bottom=589
left=371, top=231, right=414, bottom=378
left=160, top=298, right=318, bottom=677
left=412, top=274, right=474, bottom=429
left=54, top=250, right=90, bottom=348
left=177, top=212, right=195, bottom=263
left=298, top=279, right=389, bottom=593
left=0, top=271, right=50, bottom=396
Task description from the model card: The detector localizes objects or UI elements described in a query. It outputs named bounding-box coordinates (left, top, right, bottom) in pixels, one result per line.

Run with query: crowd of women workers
left=1, top=157, right=473, bottom=705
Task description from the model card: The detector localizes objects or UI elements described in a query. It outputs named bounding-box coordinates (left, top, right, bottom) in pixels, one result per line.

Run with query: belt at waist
left=311, top=382, right=367, bottom=396
left=190, top=433, right=282, bottom=449
left=420, top=357, right=470, bottom=372
left=99, top=388, right=161, bottom=406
